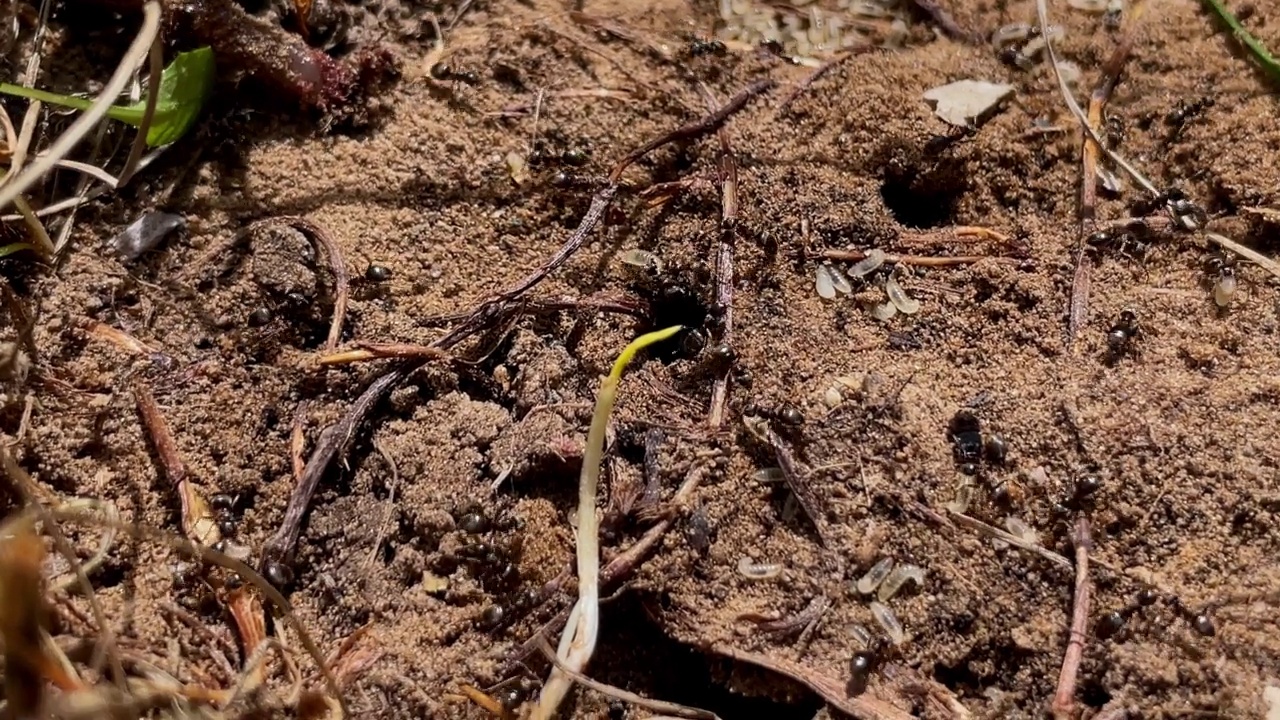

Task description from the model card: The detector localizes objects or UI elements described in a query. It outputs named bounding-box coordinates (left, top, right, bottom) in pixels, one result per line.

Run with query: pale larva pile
left=717, top=0, right=907, bottom=62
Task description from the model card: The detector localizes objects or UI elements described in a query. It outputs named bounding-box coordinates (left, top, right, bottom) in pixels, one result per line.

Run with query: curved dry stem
left=0, top=1, right=160, bottom=211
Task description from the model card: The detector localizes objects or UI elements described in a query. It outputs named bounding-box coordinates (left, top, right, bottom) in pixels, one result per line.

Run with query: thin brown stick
left=488, top=88, right=633, bottom=118
left=290, top=402, right=308, bottom=484
left=184, top=216, right=350, bottom=353
left=700, top=85, right=737, bottom=430
left=709, top=645, right=914, bottom=720
left=135, top=383, right=219, bottom=546
left=319, top=343, right=451, bottom=366
left=1051, top=517, right=1092, bottom=720
left=1066, top=3, right=1144, bottom=347
left=763, top=424, right=827, bottom=545
left=817, top=249, right=1022, bottom=267
left=535, top=635, right=720, bottom=719
left=774, top=49, right=872, bottom=116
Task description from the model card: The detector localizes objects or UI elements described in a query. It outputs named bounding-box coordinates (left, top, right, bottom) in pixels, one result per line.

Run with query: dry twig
left=1067, top=2, right=1145, bottom=346
left=1051, top=518, right=1093, bottom=720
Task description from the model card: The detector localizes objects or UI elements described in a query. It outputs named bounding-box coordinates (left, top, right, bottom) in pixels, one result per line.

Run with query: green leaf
left=0, top=47, right=215, bottom=147
left=1200, top=0, right=1280, bottom=87
left=0, top=242, right=36, bottom=259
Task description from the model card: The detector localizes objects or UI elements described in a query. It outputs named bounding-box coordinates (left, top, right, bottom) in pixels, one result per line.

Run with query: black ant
left=1106, top=308, right=1140, bottom=360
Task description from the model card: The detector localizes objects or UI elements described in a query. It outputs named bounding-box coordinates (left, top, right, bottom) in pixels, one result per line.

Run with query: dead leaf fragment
left=923, top=80, right=1015, bottom=127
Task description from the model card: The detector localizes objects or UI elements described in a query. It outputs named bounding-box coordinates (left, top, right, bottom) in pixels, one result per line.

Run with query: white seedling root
left=530, top=325, right=683, bottom=720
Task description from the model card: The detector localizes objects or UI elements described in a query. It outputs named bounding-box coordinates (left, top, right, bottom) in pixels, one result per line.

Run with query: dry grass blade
left=0, top=1, right=161, bottom=212
left=1205, top=231, right=1280, bottom=280
left=227, top=588, right=269, bottom=695
left=0, top=516, right=80, bottom=717
left=945, top=509, right=1072, bottom=570
left=319, top=342, right=450, bottom=366
left=28, top=502, right=350, bottom=716
left=709, top=645, right=914, bottom=720
left=535, top=635, right=720, bottom=719
left=1, top=448, right=128, bottom=690
left=1034, top=0, right=1158, bottom=198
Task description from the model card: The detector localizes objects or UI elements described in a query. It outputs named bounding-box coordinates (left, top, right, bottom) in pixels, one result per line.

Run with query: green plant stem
left=1200, top=0, right=1280, bottom=85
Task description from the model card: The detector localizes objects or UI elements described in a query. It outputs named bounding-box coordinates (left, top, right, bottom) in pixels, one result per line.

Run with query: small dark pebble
left=247, top=307, right=273, bottom=327
left=217, top=519, right=236, bottom=536
left=1137, top=588, right=1159, bottom=607
left=224, top=574, right=243, bottom=591
left=985, top=435, right=1008, bottom=464
left=1075, top=475, right=1102, bottom=498
left=959, top=462, right=978, bottom=476
left=210, top=493, right=234, bottom=511
left=263, top=560, right=294, bottom=588
left=1192, top=614, right=1215, bottom=636
left=1096, top=610, right=1125, bottom=639
left=459, top=512, right=489, bottom=534
left=366, top=264, right=392, bottom=282
left=477, top=604, right=505, bottom=631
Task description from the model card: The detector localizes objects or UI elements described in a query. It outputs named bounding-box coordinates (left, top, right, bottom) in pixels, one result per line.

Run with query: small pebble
left=1137, top=588, right=1158, bottom=607
left=477, top=604, right=506, bottom=631
left=247, top=307, right=273, bottom=328
left=366, top=264, right=392, bottom=282
left=263, top=560, right=294, bottom=588
left=1192, top=614, right=1215, bottom=636
left=1096, top=610, right=1125, bottom=639
left=959, top=462, right=978, bottom=476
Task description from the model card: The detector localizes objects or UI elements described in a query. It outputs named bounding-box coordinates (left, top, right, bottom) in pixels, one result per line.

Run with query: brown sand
left=2, top=0, right=1279, bottom=718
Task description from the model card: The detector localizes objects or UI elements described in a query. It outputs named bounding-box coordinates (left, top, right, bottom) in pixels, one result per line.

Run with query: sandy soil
left=2, top=0, right=1280, bottom=718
